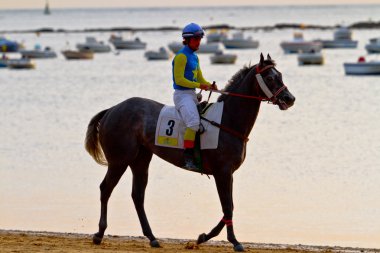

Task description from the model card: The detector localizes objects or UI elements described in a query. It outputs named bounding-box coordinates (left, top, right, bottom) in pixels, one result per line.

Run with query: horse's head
left=255, top=53, right=295, bottom=110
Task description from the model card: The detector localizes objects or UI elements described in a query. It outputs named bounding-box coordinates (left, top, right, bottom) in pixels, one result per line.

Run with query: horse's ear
left=259, top=53, right=264, bottom=66
left=267, top=54, right=272, bottom=61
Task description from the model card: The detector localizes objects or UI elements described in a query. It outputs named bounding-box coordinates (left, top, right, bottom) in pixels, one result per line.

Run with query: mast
left=44, top=0, right=51, bottom=15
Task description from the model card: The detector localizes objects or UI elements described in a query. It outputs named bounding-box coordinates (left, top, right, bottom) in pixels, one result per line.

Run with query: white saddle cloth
left=155, top=102, right=224, bottom=149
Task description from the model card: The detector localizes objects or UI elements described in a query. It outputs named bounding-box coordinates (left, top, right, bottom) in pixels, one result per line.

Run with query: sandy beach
left=1, top=230, right=379, bottom=253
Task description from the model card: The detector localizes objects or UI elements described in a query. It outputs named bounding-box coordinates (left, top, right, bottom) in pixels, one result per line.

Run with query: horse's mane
left=217, top=59, right=276, bottom=102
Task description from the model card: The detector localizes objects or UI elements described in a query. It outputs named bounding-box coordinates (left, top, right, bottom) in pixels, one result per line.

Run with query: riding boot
left=182, top=127, right=199, bottom=171
left=183, top=148, right=198, bottom=171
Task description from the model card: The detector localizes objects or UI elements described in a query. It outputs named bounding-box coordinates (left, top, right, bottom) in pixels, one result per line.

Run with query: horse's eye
left=266, top=76, right=273, bottom=82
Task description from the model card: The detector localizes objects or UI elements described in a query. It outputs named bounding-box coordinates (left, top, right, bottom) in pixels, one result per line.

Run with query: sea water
left=0, top=5, right=380, bottom=248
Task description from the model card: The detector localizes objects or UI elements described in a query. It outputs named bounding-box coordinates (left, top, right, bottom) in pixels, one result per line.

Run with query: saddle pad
left=155, top=102, right=224, bottom=150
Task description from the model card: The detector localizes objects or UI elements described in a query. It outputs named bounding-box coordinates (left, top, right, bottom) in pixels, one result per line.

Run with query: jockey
left=172, top=23, right=217, bottom=170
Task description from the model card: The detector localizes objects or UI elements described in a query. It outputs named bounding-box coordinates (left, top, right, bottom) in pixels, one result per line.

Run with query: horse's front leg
left=197, top=171, right=244, bottom=252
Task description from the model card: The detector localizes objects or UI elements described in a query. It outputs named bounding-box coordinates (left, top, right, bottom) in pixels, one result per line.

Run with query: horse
left=85, top=53, right=295, bottom=252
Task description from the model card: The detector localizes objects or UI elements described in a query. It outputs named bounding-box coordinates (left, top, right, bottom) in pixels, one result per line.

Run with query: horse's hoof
left=150, top=239, right=160, bottom=248
left=92, top=234, right=103, bottom=245
left=197, top=233, right=207, bottom=244
left=234, top=244, right=244, bottom=252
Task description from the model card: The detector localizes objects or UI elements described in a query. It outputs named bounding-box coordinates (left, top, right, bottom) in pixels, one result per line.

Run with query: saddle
left=155, top=102, right=224, bottom=150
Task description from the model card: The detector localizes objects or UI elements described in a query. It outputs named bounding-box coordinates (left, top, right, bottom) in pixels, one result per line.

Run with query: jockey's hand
left=211, top=83, right=218, bottom=91
left=199, top=83, right=211, bottom=90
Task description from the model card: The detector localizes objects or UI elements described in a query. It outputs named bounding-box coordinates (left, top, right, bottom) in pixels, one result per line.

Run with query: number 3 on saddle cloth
left=155, top=101, right=224, bottom=152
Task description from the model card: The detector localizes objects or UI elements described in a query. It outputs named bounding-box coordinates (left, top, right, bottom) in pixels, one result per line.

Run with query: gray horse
left=85, top=53, right=295, bottom=251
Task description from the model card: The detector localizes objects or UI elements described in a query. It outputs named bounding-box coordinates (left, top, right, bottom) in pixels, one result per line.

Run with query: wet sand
left=1, top=230, right=378, bottom=253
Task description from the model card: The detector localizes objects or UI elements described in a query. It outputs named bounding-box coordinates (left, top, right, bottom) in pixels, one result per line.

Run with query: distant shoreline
left=0, top=229, right=379, bottom=253
left=1, top=21, right=380, bottom=34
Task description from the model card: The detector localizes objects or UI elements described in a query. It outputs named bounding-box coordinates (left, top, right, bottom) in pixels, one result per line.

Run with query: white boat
left=280, top=32, right=322, bottom=54
left=167, top=42, right=222, bottom=54
left=365, top=38, right=380, bottom=53
left=144, top=47, right=171, bottom=60
left=297, top=50, right=324, bottom=65
left=210, top=50, right=237, bottom=64
left=222, top=32, right=259, bottom=49
left=344, top=57, right=380, bottom=75
left=76, top=37, right=111, bottom=53
left=62, top=50, right=94, bottom=60
left=316, top=27, right=358, bottom=49
left=20, top=45, right=57, bottom=59
left=109, top=35, right=146, bottom=50
left=206, top=29, right=228, bottom=43
left=7, top=58, right=35, bottom=69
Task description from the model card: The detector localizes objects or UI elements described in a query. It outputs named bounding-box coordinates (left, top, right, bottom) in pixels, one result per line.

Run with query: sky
left=0, top=0, right=379, bottom=9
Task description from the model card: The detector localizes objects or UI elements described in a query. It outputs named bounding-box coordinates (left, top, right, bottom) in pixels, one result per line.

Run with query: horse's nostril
left=284, top=95, right=295, bottom=104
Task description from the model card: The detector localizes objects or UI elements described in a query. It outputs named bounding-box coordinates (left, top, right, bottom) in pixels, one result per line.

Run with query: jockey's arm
left=173, top=54, right=203, bottom=89
left=197, top=62, right=211, bottom=87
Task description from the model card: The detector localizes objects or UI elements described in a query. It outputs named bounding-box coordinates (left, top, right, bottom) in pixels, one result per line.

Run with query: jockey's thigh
left=173, top=89, right=200, bottom=131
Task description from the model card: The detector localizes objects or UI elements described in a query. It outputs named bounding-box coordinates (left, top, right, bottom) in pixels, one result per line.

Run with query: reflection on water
left=1, top=6, right=380, bottom=249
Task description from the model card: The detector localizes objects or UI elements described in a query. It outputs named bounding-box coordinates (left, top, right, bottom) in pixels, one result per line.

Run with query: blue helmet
left=182, top=23, right=205, bottom=38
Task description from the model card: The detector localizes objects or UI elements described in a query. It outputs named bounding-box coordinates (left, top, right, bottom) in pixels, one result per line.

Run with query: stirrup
left=183, top=156, right=199, bottom=172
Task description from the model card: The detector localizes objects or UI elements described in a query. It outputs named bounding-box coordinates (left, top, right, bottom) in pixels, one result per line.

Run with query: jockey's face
left=188, top=36, right=202, bottom=51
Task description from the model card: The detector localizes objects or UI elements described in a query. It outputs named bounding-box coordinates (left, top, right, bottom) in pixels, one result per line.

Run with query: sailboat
left=44, top=0, right=51, bottom=15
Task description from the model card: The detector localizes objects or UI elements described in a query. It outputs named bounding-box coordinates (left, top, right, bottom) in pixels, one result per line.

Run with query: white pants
left=173, top=89, right=200, bottom=131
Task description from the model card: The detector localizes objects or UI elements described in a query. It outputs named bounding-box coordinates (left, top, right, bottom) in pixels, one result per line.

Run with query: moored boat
left=365, top=37, right=380, bottom=53
left=62, top=50, right=94, bottom=60
left=0, top=37, right=22, bottom=52
left=109, top=35, right=146, bottom=50
left=7, top=58, right=36, bottom=69
left=281, top=32, right=322, bottom=54
left=297, top=50, right=324, bottom=65
left=316, top=26, right=358, bottom=49
left=344, top=57, right=380, bottom=75
left=222, top=32, right=259, bottom=49
left=76, top=37, right=111, bottom=53
left=210, top=50, right=237, bottom=64
left=144, top=47, right=170, bottom=60
left=20, top=44, right=57, bottom=59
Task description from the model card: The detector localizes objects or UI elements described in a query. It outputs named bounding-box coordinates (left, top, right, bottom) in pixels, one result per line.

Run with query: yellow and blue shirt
left=172, top=45, right=210, bottom=90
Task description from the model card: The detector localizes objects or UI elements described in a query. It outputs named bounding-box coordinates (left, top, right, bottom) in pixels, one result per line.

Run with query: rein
left=200, top=115, right=249, bottom=142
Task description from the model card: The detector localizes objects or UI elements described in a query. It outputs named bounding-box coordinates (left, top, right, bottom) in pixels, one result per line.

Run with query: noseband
left=255, top=64, right=287, bottom=104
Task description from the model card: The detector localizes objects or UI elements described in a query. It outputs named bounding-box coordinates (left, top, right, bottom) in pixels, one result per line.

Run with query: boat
left=20, top=44, right=57, bottom=59
left=167, top=41, right=222, bottom=54
left=109, top=35, right=146, bottom=50
left=7, top=58, right=36, bottom=69
left=144, top=47, right=171, bottom=60
left=365, top=38, right=380, bottom=53
left=62, top=49, right=94, bottom=60
left=210, top=50, right=237, bottom=64
left=280, top=32, right=322, bottom=54
left=297, top=50, right=324, bottom=65
left=0, top=37, right=21, bottom=52
left=344, top=56, right=380, bottom=75
left=206, top=29, right=228, bottom=43
left=316, top=27, right=358, bottom=49
left=221, top=32, right=259, bottom=49
left=0, top=59, right=8, bottom=68
left=76, top=37, right=111, bottom=53
left=44, top=0, right=51, bottom=15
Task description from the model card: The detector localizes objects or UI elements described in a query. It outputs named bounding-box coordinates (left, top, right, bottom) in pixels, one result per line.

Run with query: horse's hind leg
left=93, top=163, right=127, bottom=245
left=130, top=146, right=160, bottom=248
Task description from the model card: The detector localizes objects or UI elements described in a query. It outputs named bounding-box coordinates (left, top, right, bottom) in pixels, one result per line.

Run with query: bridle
left=208, top=63, right=287, bottom=105
left=201, top=63, right=289, bottom=142
left=255, top=64, right=287, bottom=104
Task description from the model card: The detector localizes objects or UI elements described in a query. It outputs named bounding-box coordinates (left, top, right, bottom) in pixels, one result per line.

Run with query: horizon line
left=1, top=3, right=380, bottom=11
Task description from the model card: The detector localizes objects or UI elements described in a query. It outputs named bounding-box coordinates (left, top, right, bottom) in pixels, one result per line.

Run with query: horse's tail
left=85, top=109, right=109, bottom=166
